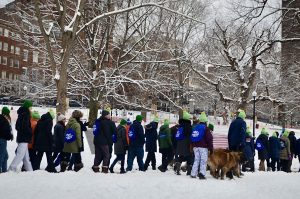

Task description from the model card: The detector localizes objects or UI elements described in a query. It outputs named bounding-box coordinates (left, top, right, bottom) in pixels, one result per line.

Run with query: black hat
left=102, top=110, right=110, bottom=117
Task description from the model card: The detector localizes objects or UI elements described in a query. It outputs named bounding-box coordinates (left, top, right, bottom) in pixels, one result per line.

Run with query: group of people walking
left=0, top=100, right=300, bottom=178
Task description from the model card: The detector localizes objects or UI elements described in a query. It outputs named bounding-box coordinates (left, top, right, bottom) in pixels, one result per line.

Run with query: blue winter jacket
left=269, top=136, right=281, bottom=159
left=129, top=120, right=145, bottom=148
left=145, top=122, right=158, bottom=152
left=244, top=136, right=255, bottom=161
left=228, top=117, right=246, bottom=149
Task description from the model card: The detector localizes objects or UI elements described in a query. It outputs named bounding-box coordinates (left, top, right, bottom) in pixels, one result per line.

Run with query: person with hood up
left=190, top=112, right=213, bottom=179
left=33, top=109, right=56, bottom=172
left=0, top=107, right=13, bottom=173
left=52, top=113, right=66, bottom=167
left=279, top=130, right=291, bottom=172
left=268, top=132, right=281, bottom=171
left=158, top=119, right=173, bottom=172
left=9, top=100, right=33, bottom=172
left=288, top=131, right=297, bottom=172
left=144, top=116, right=159, bottom=170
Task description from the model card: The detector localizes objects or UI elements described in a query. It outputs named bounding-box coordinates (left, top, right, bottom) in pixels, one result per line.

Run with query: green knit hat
left=183, top=111, right=192, bottom=120
left=164, top=119, right=170, bottom=126
left=153, top=116, right=159, bottom=123
left=31, top=110, right=41, bottom=120
left=23, top=99, right=33, bottom=109
left=1, top=106, right=10, bottom=116
left=49, top=109, right=55, bottom=119
left=208, top=123, right=214, bottom=131
left=261, top=128, right=268, bottom=135
left=120, top=119, right=127, bottom=126
left=272, top=132, right=277, bottom=137
left=199, top=112, right=208, bottom=123
left=282, top=130, right=289, bottom=137
left=246, top=127, right=252, bottom=136
left=238, top=110, right=246, bottom=120
left=136, top=115, right=143, bottom=122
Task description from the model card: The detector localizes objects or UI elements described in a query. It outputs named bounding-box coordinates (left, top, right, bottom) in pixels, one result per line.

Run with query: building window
left=15, top=47, right=20, bottom=55
left=6, top=72, right=9, bottom=79
left=33, top=51, right=39, bottom=63
left=23, top=49, right=28, bottom=61
left=1, top=71, right=6, bottom=79
left=10, top=31, right=15, bottom=38
left=4, top=29, right=9, bottom=37
left=2, top=56, right=7, bottom=65
left=15, top=33, right=20, bottom=41
left=15, top=74, right=18, bottom=80
left=10, top=45, right=14, bottom=54
left=0, top=56, right=1, bottom=63
left=9, top=73, right=13, bottom=80
left=10, top=58, right=13, bottom=67
left=3, top=43, right=8, bottom=51
left=0, top=41, right=2, bottom=50
left=22, top=67, right=27, bottom=76
left=14, top=60, right=19, bottom=68
left=0, top=27, right=3, bottom=35
left=32, top=69, right=37, bottom=81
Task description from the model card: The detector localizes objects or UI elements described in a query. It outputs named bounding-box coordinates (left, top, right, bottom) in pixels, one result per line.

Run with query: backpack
left=112, top=133, right=117, bottom=143
left=128, top=126, right=136, bottom=141
left=255, top=138, right=264, bottom=151
left=175, top=127, right=184, bottom=141
left=93, top=120, right=101, bottom=136
left=190, top=124, right=206, bottom=143
left=279, top=139, right=286, bottom=150
left=65, top=128, right=76, bottom=143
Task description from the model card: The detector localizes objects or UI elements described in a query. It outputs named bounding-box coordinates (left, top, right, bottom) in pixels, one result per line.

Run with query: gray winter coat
left=114, top=125, right=128, bottom=155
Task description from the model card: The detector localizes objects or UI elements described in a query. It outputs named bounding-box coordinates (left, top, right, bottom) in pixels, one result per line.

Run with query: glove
left=288, top=154, right=292, bottom=161
left=84, top=121, right=89, bottom=127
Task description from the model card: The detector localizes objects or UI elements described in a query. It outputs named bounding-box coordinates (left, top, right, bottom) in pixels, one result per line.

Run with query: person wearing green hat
left=256, top=128, right=270, bottom=171
left=158, top=119, right=173, bottom=172
left=174, top=111, right=193, bottom=176
left=228, top=109, right=247, bottom=152
left=9, top=100, right=34, bottom=172
left=144, top=116, right=159, bottom=171
left=109, top=119, right=128, bottom=174
left=269, top=132, right=281, bottom=171
left=242, top=127, right=255, bottom=172
left=279, top=130, right=291, bottom=172
left=33, top=110, right=57, bottom=172
left=0, top=106, right=13, bottom=173
left=126, top=115, right=145, bottom=172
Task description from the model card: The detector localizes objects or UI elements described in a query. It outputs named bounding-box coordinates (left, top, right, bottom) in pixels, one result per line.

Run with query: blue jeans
left=0, top=139, right=8, bottom=172
left=126, top=146, right=144, bottom=171
left=110, top=154, right=125, bottom=171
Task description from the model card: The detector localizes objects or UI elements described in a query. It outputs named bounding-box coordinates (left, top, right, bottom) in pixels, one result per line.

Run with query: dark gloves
left=84, top=121, right=89, bottom=127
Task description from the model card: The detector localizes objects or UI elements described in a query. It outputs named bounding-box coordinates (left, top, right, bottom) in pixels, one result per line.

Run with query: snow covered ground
left=1, top=106, right=300, bottom=199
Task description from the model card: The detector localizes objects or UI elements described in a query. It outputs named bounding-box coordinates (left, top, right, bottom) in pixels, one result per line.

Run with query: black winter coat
left=93, top=117, right=117, bottom=147
left=34, top=112, right=53, bottom=152
left=175, top=119, right=192, bottom=156
left=114, top=125, right=128, bottom=155
left=129, top=120, right=145, bottom=148
left=0, top=115, right=13, bottom=140
left=78, top=120, right=87, bottom=151
left=145, top=122, right=158, bottom=152
left=269, top=136, right=281, bottom=159
left=170, top=124, right=179, bottom=150
left=53, top=122, right=65, bottom=152
left=228, top=117, right=246, bottom=149
left=288, top=133, right=297, bottom=154
left=243, top=136, right=255, bottom=161
left=256, top=134, right=269, bottom=160
left=16, top=106, right=32, bottom=143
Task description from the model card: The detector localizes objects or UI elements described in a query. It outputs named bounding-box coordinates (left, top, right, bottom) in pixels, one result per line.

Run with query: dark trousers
left=280, top=159, right=289, bottom=172
left=94, top=145, right=110, bottom=168
left=61, top=152, right=81, bottom=164
left=28, top=149, right=36, bottom=165
left=270, top=158, right=280, bottom=171
left=242, top=159, right=254, bottom=172
left=34, top=151, right=55, bottom=171
left=160, top=148, right=173, bottom=170
left=68, top=153, right=82, bottom=169
left=126, top=146, right=144, bottom=171
left=144, top=151, right=156, bottom=168
left=110, top=154, right=125, bottom=171
left=176, top=155, right=193, bottom=165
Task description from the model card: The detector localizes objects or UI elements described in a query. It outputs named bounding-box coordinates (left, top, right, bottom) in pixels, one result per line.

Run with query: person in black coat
left=295, top=138, right=300, bottom=172
left=92, top=110, right=117, bottom=173
left=144, top=118, right=159, bottom=170
left=0, top=107, right=13, bottom=173
left=126, top=115, right=145, bottom=171
left=288, top=131, right=297, bottom=172
left=256, top=128, right=269, bottom=171
left=269, top=132, right=281, bottom=171
left=242, top=128, right=255, bottom=172
left=52, top=114, right=66, bottom=167
left=9, top=100, right=33, bottom=172
left=33, top=110, right=56, bottom=172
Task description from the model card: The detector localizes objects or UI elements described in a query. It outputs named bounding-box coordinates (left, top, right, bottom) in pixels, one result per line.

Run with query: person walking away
left=190, top=112, right=213, bottom=179
left=144, top=117, right=159, bottom=170
left=126, top=115, right=145, bottom=172
left=242, top=127, right=255, bottom=172
left=9, top=100, right=33, bottom=172
left=295, top=138, right=300, bottom=172
left=288, top=131, right=297, bottom=172
left=27, top=111, right=40, bottom=166
left=92, top=109, right=116, bottom=173
left=268, top=132, right=281, bottom=171
left=52, top=113, right=66, bottom=167
left=33, top=109, right=56, bottom=172
left=109, top=119, right=128, bottom=174
left=255, top=128, right=269, bottom=171
left=60, top=110, right=84, bottom=172
left=158, top=119, right=173, bottom=172
left=0, top=107, right=13, bottom=173
left=279, top=130, right=291, bottom=172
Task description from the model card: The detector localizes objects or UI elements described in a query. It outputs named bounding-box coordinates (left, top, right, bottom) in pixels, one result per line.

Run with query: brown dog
left=208, top=149, right=243, bottom=180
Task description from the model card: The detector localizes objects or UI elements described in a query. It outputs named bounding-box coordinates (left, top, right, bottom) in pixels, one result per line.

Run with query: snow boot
left=152, top=165, right=156, bottom=170
left=74, top=163, right=84, bottom=172
left=102, top=166, right=109, bottom=174
left=198, top=173, right=206, bottom=180
left=60, top=161, right=68, bottom=172
left=92, top=166, right=100, bottom=173
left=120, top=169, right=126, bottom=174
left=186, top=165, right=192, bottom=176
left=109, top=167, right=114, bottom=173
left=175, top=162, right=181, bottom=175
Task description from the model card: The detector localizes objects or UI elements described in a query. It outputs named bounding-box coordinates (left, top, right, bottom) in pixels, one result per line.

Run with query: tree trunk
left=56, top=62, right=68, bottom=114
left=88, top=87, right=99, bottom=127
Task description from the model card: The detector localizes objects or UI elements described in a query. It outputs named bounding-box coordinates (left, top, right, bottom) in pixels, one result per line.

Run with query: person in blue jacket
left=256, top=128, right=269, bottom=171
left=144, top=117, right=159, bottom=170
left=269, top=132, right=281, bottom=171
left=242, top=127, right=255, bottom=172
left=228, top=110, right=246, bottom=152
left=126, top=115, right=145, bottom=171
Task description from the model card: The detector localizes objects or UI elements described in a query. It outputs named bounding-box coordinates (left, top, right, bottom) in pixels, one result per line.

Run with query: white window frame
left=0, top=27, right=3, bottom=35
left=10, top=58, right=13, bottom=67
left=14, top=59, right=19, bottom=68
left=23, top=49, right=28, bottom=61
left=2, top=71, right=6, bottom=79
left=33, top=51, right=39, bottom=63
left=10, top=45, right=14, bottom=54
left=3, top=42, right=8, bottom=51
left=4, top=29, right=9, bottom=37
left=15, top=47, right=20, bottom=55
left=22, top=67, right=28, bottom=76
left=2, top=56, right=7, bottom=65
left=0, top=41, right=2, bottom=50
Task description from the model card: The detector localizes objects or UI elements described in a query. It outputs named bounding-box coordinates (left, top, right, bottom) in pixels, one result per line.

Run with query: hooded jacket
left=34, top=112, right=53, bottom=152
left=93, top=116, right=117, bottom=147
left=158, top=124, right=172, bottom=150
left=16, top=106, right=32, bottom=143
left=176, top=119, right=192, bottom=156
left=63, top=117, right=82, bottom=153
left=114, top=124, right=128, bottom=155
left=228, top=117, right=246, bottom=149
left=145, top=122, right=158, bottom=152
left=0, top=114, right=13, bottom=140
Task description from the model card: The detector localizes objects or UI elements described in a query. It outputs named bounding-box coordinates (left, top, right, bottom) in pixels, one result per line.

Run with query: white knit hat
left=57, top=114, right=66, bottom=122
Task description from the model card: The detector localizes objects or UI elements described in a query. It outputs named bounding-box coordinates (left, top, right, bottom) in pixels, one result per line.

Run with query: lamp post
left=252, top=91, right=257, bottom=138
left=23, top=85, right=27, bottom=96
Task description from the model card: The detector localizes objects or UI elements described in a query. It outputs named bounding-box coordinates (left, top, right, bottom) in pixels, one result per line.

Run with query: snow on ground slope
left=1, top=106, right=300, bottom=199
